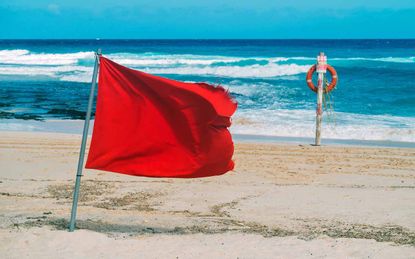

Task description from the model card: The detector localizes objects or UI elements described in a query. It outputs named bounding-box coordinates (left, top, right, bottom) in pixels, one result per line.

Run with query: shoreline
left=1, top=118, right=415, bottom=149
left=234, top=134, right=415, bottom=149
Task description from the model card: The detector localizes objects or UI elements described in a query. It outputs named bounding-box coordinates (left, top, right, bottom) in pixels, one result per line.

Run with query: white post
left=315, top=52, right=327, bottom=146
left=69, top=49, right=101, bottom=232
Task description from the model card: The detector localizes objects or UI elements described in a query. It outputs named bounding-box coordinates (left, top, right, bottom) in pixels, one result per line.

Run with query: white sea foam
left=59, top=65, right=308, bottom=83
left=287, top=56, right=415, bottom=63
left=141, top=63, right=310, bottom=78
left=0, top=49, right=94, bottom=65
left=0, top=49, right=30, bottom=56
left=0, top=49, right=413, bottom=83
left=0, top=65, right=91, bottom=77
left=59, top=73, right=93, bottom=83
left=111, top=58, right=218, bottom=66
left=107, top=53, right=245, bottom=66
left=0, top=63, right=308, bottom=82
left=231, top=109, right=415, bottom=142
left=331, top=57, right=415, bottom=63
left=0, top=50, right=311, bottom=82
left=1, top=49, right=413, bottom=69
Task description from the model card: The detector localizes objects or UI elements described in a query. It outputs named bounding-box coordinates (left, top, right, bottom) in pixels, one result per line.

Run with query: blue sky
left=1, top=0, right=414, bottom=39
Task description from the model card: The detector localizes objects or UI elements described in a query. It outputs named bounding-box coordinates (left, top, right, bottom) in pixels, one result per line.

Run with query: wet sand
left=1, top=131, right=414, bottom=258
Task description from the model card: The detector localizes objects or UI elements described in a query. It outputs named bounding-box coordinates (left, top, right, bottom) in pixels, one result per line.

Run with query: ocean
left=0, top=39, right=414, bottom=144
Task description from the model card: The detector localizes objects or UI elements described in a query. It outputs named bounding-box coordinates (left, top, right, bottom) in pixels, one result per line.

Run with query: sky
left=1, top=0, right=415, bottom=39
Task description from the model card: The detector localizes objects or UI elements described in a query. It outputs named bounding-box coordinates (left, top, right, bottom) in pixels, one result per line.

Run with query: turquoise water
left=0, top=40, right=414, bottom=142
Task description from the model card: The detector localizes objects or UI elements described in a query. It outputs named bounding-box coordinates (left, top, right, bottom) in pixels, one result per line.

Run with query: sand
left=0, top=131, right=414, bottom=258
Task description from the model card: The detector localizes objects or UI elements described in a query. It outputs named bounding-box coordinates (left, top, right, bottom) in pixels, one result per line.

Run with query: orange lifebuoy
left=306, top=64, right=338, bottom=93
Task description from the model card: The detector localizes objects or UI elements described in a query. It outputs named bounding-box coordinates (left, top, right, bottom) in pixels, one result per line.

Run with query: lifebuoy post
left=305, top=53, right=338, bottom=145
left=315, top=52, right=327, bottom=146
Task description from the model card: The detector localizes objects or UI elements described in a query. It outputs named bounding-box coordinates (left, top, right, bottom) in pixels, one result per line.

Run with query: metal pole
left=315, top=52, right=327, bottom=146
left=69, top=49, right=101, bottom=232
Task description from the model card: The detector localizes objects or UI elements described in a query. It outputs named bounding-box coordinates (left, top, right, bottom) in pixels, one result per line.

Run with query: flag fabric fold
left=85, top=56, right=237, bottom=178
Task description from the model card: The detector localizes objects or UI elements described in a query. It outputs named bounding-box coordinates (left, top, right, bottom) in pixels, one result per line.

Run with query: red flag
left=85, top=57, right=237, bottom=178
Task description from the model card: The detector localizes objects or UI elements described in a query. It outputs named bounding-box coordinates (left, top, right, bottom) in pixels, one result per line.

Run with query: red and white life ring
left=306, top=64, right=338, bottom=93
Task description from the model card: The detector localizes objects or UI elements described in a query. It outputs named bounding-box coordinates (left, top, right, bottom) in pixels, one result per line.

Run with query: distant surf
left=1, top=49, right=414, bottom=82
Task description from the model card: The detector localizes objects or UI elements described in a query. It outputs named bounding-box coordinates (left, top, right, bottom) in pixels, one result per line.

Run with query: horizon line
left=1, top=38, right=415, bottom=41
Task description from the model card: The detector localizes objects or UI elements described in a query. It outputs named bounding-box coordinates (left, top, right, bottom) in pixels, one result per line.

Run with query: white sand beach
left=1, top=131, right=414, bottom=258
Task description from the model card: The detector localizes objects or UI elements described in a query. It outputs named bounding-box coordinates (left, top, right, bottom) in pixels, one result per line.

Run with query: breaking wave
left=0, top=49, right=413, bottom=66
left=232, top=109, right=415, bottom=142
left=1, top=49, right=414, bottom=83
left=332, top=57, right=415, bottom=63
left=0, top=50, right=312, bottom=82
left=0, top=49, right=94, bottom=65
left=141, top=63, right=309, bottom=78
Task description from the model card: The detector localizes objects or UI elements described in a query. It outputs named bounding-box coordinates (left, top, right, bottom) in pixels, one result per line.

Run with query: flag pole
left=69, top=49, right=101, bottom=232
